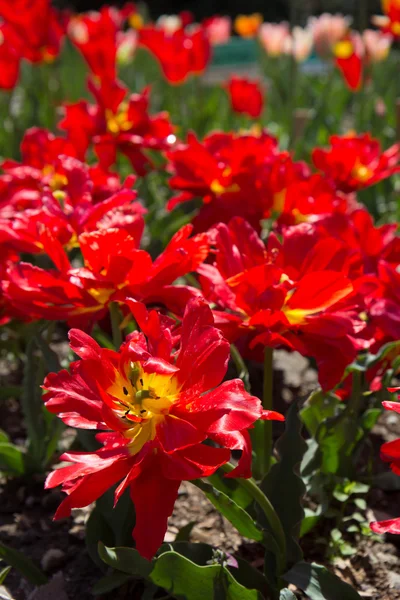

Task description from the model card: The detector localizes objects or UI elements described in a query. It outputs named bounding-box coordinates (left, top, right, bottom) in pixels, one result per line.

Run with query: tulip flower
left=373, top=0, right=400, bottom=39
left=43, top=298, right=283, bottom=559
left=371, top=387, right=400, bottom=535
left=198, top=218, right=364, bottom=390
left=226, top=76, right=264, bottom=118
left=0, top=128, right=133, bottom=216
left=203, top=16, right=231, bottom=45
left=68, top=5, right=134, bottom=80
left=234, top=14, right=263, bottom=38
left=59, top=78, right=175, bottom=174
left=312, top=133, right=400, bottom=193
left=0, top=0, right=66, bottom=88
left=166, top=131, right=314, bottom=232
left=362, top=29, right=392, bottom=64
left=333, top=34, right=363, bottom=91
left=3, top=225, right=209, bottom=328
left=283, top=26, right=314, bottom=63
left=308, top=13, right=352, bottom=57
left=139, top=24, right=211, bottom=84
left=259, top=23, right=290, bottom=57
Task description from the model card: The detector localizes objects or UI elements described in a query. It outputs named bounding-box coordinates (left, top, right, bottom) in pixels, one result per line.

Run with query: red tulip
left=226, top=76, right=264, bottom=119
left=198, top=217, right=365, bottom=390
left=312, top=133, right=400, bottom=193
left=333, top=35, right=363, bottom=91
left=373, top=0, right=400, bottom=39
left=139, top=24, right=211, bottom=84
left=0, top=0, right=66, bottom=63
left=43, top=298, right=283, bottom=559
left=68, top=6, right=133, bottom=80
left=3, top=225, right=209, bottom=328
left=371, top=386, right=400, bottom=535
left=59, top=79, right=175, bottom=174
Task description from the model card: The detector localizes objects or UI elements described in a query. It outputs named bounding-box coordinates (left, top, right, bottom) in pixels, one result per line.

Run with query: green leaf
left=150, top=551, right=261, bottom=600
left=300, top=507, right=322, bottom=537
left=284, top=561, right=361, bottom=600
left=316, top=410, right=363, bottom=477
left=360, top=409, right=381, bottom=432
left=301, top=390, right=338, bottom=438
left=0, top=566, right=11, bottom=584
left=0, top=442, right=25, bottom=475
left=168, top=543, right=270, bottom=598
left=95, top=486, right=136, bottom=547
left=98, top=542, right=152, bottom=578
left=207, top=471, right=253, bottom=509
left=0, top=542, right=47, bottom=586
left=175, top=521, right=196, bottom=542
left=364, top=341, right=400, bottom=370
left=261, top=402, right=307, bottom=565
left=192, top=479, right=264, bottom=542
left=86, top=508, right=115, bottom=569
left=92, top=571, right=132, bottom=595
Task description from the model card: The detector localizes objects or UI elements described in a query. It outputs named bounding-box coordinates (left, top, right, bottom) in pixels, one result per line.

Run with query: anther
left=123, top=386, right=129, bottom=396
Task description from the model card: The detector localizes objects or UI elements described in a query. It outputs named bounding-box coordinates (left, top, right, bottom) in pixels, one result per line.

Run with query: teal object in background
left=211, top=38, right=258, bottom=66
left=210, top=38, right=326, bottom=74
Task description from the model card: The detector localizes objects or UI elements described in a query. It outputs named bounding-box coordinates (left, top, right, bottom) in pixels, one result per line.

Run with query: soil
left=1, top=350, right=400, bottom=600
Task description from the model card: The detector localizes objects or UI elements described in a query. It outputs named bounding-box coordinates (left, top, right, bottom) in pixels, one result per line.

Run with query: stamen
left=123, top=386, right=129, bottom=396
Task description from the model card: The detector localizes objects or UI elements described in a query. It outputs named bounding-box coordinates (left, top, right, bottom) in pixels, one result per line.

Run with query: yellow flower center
left=42, top=165, right=68, bottom=191
left=210, top=169, right=240, bottom=197
left=106, top=106, right=134, bottom=135
left=391, top=21, right=400, bottom=35
left=129, top=13, right=144, bottom=30
left=334, top=40, right=354, bottom=59
left=352, top=162, right=373, bottom=183
left=108, top=363, right=180, bottom=455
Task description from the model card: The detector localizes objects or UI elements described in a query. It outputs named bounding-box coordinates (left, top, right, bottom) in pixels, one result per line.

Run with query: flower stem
left=230, top=344, right=250, bottom=392
left=109, top=302, right=123, bottom=349
left=221, top=462, right=286, bottom=573
left=348, top=369, right=363, bottom=418
left=253, top=346, right=274, bottom=480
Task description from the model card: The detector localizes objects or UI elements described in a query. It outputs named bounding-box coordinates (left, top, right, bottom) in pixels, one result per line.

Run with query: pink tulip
left=203, top=16, right=231, bottom=45
left=362, top=29, right=392, bottom=63
left=283, top=26, right=314, bottom=63
left=259, top=22, right=290, bottom=57
left=308, top=13, right=352, bottom=57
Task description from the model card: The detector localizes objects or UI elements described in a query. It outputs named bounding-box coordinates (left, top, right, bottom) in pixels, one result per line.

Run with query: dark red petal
left=130, top=462, right=180, bottom=559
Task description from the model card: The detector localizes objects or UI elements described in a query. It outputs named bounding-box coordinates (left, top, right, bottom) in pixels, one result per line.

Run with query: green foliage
left=0, top=542, right=47, bottom=586
left=99, top=542, right=267, bottom=599
left=192, top=479, right=264, bottom=543
left=261, top=402, right=307, bottom=566
left=284, top=561, right=362, bottom=600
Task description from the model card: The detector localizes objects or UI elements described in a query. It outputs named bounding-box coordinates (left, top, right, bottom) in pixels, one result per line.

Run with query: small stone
left=41, top=549, right=66, bottom=573
left=28, top=572, right=68, bottom=600
left=164, top=531, right=176, bottom=543
left=388, top=571, right=400, bottom=590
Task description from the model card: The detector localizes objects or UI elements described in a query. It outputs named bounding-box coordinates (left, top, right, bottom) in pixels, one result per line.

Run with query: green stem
left=253, top=346, right=274, bottom=480
left=221, top=463, right=286, bottom=573
left=348, top=370, right=364, bottom=418
left=109, top=302, right=123, bottom=349
left=230, top=344, right=250, bottom=392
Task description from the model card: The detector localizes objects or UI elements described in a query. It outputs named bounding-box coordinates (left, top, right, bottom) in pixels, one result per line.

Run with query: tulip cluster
left=0, top=0, right=400, bottom=586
